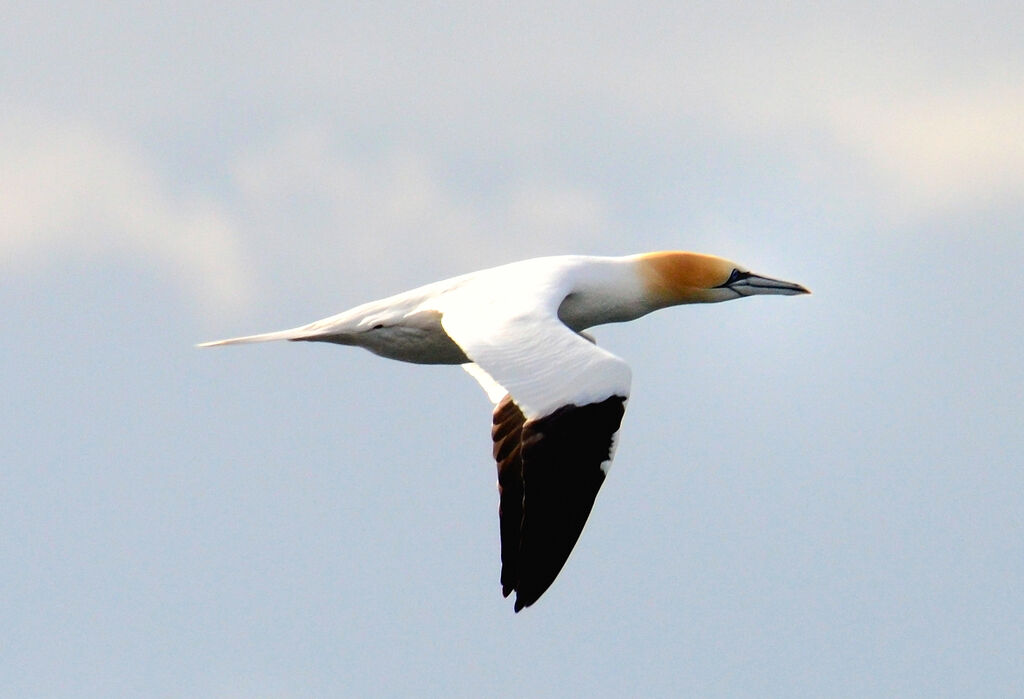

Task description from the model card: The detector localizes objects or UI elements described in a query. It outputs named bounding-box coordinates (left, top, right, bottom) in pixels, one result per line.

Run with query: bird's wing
left=435, top=280, right=631, bottom=611
left=490, top=392, right=626, bottom=611
left=437, top=277, right=631, bottom=420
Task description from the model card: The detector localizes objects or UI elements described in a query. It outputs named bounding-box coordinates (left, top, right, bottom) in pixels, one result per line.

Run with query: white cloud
left=231, top=126, right=612, bottom=296
left=576, top=8, right=1024, bottom=219
left=827, top=86, right=1024, bottom=216
left=0, top=113, right=252, bottom=313
left=0, top=111, right=611, bottom=316
left=4, top=1, right=1020, bottom=313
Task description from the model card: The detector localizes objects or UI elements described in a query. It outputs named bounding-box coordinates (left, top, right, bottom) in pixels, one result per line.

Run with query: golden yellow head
left=637, top=251, right=810, bottom=307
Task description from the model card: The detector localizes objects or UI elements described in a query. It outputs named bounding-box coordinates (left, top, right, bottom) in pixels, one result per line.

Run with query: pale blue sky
left=3, top=2, right=1022, bottom=696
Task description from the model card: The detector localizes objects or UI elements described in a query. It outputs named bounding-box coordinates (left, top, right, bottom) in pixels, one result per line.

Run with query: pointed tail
left=196, top=326, right=315, bottom=348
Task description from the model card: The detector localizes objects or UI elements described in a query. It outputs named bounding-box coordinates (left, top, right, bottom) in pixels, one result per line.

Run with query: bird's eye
left=718, top=268, right=752, bottom=287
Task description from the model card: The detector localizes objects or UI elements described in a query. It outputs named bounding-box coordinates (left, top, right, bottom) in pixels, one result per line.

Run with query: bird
left=199, top=251, right=809, bottom=612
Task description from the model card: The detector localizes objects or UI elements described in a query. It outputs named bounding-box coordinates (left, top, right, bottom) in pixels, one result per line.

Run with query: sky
left=2, top=1, right=1022, bottom=696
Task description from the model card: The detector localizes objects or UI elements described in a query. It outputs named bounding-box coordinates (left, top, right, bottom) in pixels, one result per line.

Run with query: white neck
left=556, top=257, right=656, bottom=331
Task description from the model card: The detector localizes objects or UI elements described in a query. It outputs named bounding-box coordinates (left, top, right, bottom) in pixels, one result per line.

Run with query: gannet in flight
left=200, top=251, right=809, bottom=611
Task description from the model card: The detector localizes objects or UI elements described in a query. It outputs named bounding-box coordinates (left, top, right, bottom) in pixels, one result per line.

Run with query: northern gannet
left=200, top=251, right=809, bottom=611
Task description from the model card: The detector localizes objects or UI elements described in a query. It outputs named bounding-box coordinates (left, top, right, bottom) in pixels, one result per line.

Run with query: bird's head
left=638, top=251, right=810, bottom=307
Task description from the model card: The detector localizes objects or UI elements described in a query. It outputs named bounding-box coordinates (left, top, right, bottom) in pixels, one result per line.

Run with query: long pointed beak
left=722, top=271, right=811, bottom=297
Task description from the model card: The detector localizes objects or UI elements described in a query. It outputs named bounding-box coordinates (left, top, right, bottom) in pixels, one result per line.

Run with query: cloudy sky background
left=3, top=2, right=1022, bottom=695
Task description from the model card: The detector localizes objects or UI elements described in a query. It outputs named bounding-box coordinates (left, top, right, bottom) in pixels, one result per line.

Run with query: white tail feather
left=196, top=327, right=313, bottom=348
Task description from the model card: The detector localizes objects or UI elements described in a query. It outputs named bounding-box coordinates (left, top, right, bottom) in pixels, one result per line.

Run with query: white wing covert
left=435, top=277, right=631, bottom=420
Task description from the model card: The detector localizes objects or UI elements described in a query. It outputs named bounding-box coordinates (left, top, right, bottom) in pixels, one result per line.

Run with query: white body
left=200, top=250, right=808, bottom=612
left=285, top=255, right=650, bottom=361
left=207, top=255, right=658, bottom=417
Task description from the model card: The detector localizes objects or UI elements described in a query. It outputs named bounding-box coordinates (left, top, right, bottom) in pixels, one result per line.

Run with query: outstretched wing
left=436, top=277, right=631, bottom=611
